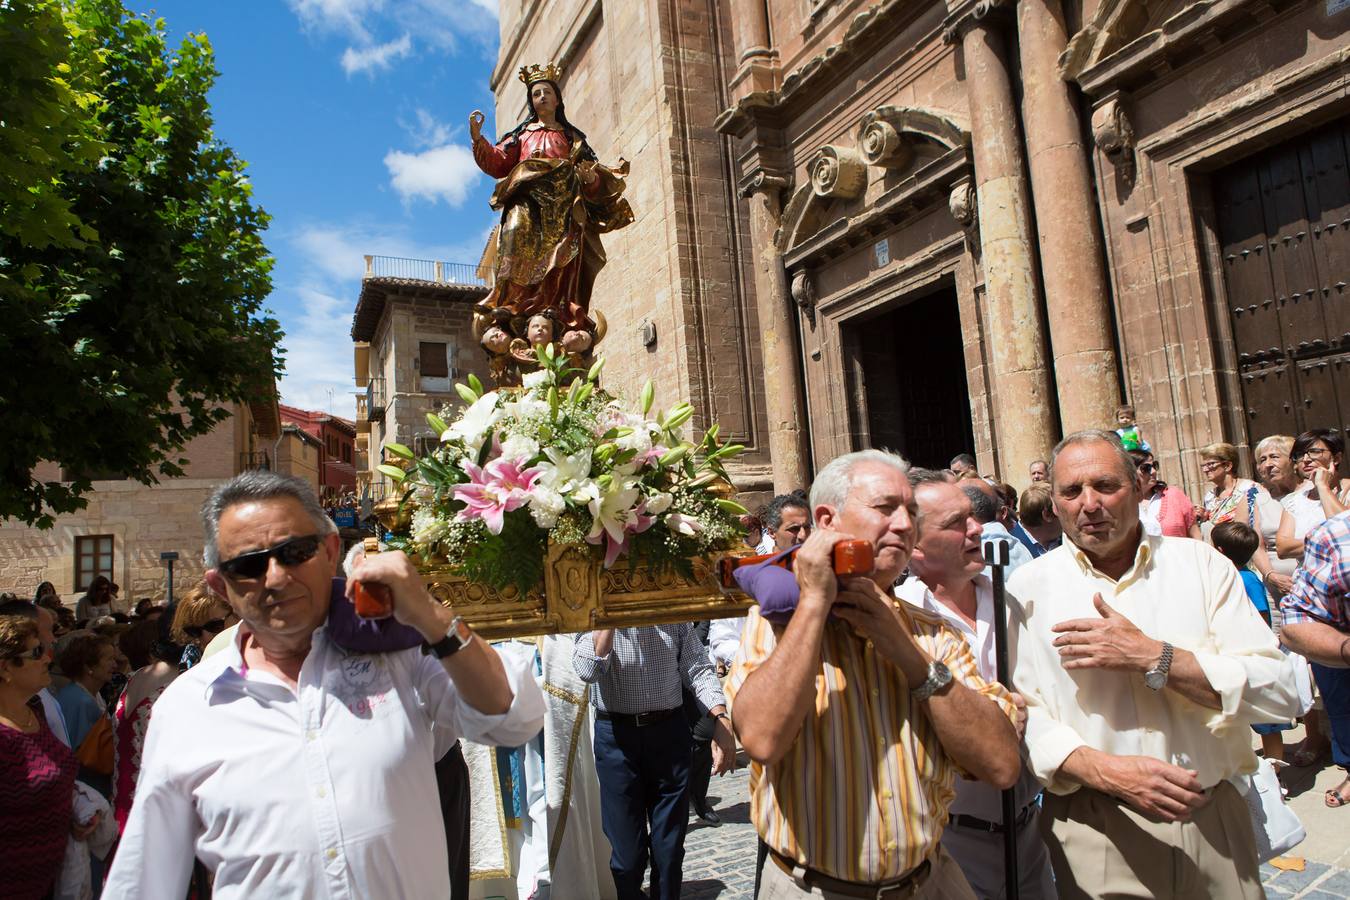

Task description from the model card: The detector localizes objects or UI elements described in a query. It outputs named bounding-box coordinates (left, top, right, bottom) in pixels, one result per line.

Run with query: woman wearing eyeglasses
left=1128, top=449, right=1201, bottom=539
left=0, top=615, right=80, bottom=899
left=1275, top=430, right=1350, bottom=560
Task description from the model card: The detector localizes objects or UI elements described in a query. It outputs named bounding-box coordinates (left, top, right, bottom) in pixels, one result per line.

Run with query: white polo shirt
left=105, top=621, right=545, bottom=900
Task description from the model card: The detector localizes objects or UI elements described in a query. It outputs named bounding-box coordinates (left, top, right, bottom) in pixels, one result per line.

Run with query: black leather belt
left=769, top=850, right=931, bottom=899
left=951, top=801, right=1037, bottom=834
left=596, top=707, right=680, bottom=727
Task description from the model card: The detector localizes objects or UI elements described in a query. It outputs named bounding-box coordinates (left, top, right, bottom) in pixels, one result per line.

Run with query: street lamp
left=161, top=551, right=179, bottom=608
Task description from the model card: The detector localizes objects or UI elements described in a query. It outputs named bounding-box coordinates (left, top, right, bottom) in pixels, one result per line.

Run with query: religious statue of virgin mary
left=469, top=62, right=634, bottom=383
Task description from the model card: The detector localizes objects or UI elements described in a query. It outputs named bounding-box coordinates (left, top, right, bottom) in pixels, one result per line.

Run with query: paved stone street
left=673, top=736, right=1350, bottom=900
left=680, top=753, right=758, bottom=900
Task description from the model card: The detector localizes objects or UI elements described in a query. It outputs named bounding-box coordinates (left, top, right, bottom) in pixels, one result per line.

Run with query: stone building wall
left=0, top=402, right=271, bottom=608
left=497, top=0, right=1349, bottom=495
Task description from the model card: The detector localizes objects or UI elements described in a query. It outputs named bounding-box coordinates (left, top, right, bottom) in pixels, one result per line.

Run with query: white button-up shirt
left=895, top=575, right=1042, bottom=821
left=105, top=622, right=545, bottom=900
left=1009, top=534, right=1298, bottom=794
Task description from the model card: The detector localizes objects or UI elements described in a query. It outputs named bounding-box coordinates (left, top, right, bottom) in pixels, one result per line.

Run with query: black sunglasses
left=217, top=534, right=323, bottom=580
left=183, top=618, right=227, bottom=639
left=1138, top=463, right=1157, bottom=474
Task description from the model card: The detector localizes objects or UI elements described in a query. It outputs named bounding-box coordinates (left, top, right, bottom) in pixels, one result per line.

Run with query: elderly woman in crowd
left=1129, top=448, right=1201, bottom=539
left=1252, top=435, right=1303, bottom=596
left=0, top=615, right=80, bottom=899
left=54, top=633, right=118, bottom=796
left=171, top=582, right=238, bottom=671
left=1198, top=440, right=1280, bottom=577
left=1277, top=429, right=1350, bottom=561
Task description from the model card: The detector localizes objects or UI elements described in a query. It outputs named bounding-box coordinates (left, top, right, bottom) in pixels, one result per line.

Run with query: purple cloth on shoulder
left=324, top=577, right=425, bottom=653
left=732, top=546, right=802, bottom=625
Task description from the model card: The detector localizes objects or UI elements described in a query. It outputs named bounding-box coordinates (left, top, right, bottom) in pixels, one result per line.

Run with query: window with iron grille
left=75, top=534, right=115, bottom=592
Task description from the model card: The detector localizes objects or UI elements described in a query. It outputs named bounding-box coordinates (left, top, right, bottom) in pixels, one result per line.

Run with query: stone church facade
left=490, top=0, right=1350, bottom=494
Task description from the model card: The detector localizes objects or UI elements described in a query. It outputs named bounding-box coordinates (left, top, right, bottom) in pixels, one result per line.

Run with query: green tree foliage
left=0, top=0, right=283, bottom=526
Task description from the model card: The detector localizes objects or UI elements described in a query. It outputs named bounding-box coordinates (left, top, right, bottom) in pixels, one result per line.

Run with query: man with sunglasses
left=106, top=471, right=545, bottom=900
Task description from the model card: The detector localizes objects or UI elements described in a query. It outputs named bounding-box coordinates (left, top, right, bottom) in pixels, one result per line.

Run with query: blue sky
left=136, top=0, right=506, bottom=416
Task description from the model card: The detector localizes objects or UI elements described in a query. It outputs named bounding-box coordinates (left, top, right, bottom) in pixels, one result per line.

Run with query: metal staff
left=983, top=538, right=1019, bottom=900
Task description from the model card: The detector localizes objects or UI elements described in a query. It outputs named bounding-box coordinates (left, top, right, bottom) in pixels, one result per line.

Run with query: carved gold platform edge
left=395, top=540, right=753, bottom=639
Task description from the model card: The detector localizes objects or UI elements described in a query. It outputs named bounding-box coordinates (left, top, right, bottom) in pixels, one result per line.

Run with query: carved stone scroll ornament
left=790, top=269, right=817, bottom=327
left=949, top=178, right=977, bottom=230
left=859, top=120, right=913, bottom=170
left=808, top=146, right=868, bottom=200
left=1092, top=94, right=1135, bottom=160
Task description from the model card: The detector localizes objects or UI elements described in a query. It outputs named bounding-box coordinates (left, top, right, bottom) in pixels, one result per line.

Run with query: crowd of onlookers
left=0, top=576, right=240, bottom=898
left=2, top=408, right=1348, bottom=900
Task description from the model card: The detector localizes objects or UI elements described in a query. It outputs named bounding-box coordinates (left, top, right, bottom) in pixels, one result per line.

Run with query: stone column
left=728, top=0, right=777, bottom=96
left=960, top=21, right=1058, bottom=480
left=744, top=176, right=810, bottom=492
left=1017, top=0, right=1121, bottom=433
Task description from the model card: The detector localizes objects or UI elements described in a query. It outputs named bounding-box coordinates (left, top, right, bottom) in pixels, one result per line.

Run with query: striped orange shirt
left=726, top=600, right=1016, bottom=883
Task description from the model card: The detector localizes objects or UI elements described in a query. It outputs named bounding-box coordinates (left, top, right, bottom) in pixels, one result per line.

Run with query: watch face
left=1144, top=670, right=1166, bottom=690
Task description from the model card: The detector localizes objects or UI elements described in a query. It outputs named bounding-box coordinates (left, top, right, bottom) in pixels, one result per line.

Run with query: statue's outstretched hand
left=469, top=110, right=485, bottom=142
left=577, top=159, right=598, bottom=185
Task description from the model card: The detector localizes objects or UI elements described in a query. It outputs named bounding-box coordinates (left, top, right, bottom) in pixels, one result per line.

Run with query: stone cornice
left=1064, top=0, right=1303, bottom=96
left=782, top=148, right=971, bottom=269
left=714, top=0, right=932, bottom=137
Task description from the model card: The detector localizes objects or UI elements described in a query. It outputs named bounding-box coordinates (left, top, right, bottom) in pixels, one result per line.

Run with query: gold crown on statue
left=518, top=62, right=563, bottom=86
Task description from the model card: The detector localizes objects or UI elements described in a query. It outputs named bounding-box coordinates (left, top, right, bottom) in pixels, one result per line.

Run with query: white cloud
left=383, top=144, right=480, bottom=207
left=400, top=109, right=454, bottom=149
left=287, top=0, right=384, bottom=41
left=341, top=34, right=412, bottom=75
left=287, top=0, right=497, bottom=72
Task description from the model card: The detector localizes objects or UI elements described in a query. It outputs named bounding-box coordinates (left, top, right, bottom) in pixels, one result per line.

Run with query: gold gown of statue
left=472, top=124, right=633, bottom=335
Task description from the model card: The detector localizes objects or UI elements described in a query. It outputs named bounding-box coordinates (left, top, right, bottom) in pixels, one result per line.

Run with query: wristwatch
left=422, top=616, right=474, bottom=659
left=1144, top=642, right=1173, bottom=691
left=911, top=660, right=953, bottom=702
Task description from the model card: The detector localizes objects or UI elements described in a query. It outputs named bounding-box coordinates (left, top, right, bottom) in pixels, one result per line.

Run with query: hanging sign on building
left=874, top=238, right=890, bottom=268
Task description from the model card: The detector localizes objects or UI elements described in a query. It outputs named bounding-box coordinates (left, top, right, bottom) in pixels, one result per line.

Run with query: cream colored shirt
left=1009, top=534, right=1298, bottom=794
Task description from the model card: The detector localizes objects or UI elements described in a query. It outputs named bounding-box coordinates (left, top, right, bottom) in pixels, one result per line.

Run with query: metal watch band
left=911, top=660, right=952, bottom=702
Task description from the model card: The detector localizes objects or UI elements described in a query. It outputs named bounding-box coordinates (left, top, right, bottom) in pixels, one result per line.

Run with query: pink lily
left=584, top=481, right=655, bottom=567
left=453, top=456, right=544, bottom=535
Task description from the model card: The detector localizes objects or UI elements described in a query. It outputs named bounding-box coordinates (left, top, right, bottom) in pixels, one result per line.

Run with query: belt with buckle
left=769, top=850, right=932, bottom=899
left=595, top=707, right=680, bottom=727
left=951, top=801, right=1037, bottom=834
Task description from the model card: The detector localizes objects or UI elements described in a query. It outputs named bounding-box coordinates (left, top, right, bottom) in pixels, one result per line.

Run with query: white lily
left=645, top=491, right=673, bottom=514
left=445, top=391, right=501, bottom=452
left=536, top=447, right=593, bottom=498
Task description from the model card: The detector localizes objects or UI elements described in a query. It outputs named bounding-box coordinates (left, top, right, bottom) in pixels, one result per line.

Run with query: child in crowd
left=1212, top=521, right=1269, bottom=624
left=1114, top=404, right=1152, bottom=453
left=1212, top=520, right=1293, bottom=765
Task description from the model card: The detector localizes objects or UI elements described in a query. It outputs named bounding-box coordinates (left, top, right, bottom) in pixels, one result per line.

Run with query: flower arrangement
left=377, top=345, right=750, bottom=595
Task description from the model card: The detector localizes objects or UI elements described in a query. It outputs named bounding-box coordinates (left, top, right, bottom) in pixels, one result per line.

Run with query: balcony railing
left=363, top=255, right=490, bottom=288
left=239, top=451, right=272, bottom=472
left=367, top=376, right=386, bottom=423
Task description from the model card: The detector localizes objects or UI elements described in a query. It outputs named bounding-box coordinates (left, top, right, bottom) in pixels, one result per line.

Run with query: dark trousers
left=685, top=689, right=715, bottom=813
left=1312, top=662, right=1350, bottom=771
left=593, top=712, right=693, bottom=900
left=435, top=741, right=471, bottom=900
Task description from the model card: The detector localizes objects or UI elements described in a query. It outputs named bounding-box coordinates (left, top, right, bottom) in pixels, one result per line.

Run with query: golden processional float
left=365, top=63, right=754, bottom=638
